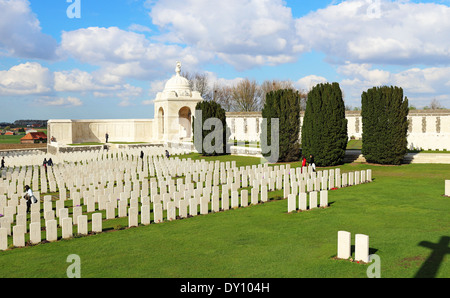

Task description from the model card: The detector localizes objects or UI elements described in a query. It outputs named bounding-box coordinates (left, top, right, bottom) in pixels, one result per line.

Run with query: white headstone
left=92, top=213, right=103, bottom=233
left=309, top=191, right=317, bottom=209
left=154, top=203, right=163, bottom=223
left=445, top=180, right=450, bottom=196
left=13, top=225, right=25, bottom=247
left=141, top=204, right=151, bottom=225
left=128, top=207, right=138, bottom=227
left=46, top=219, right=57, bottom=241
left=299, top=193, right=307, bottom=211
left=29, top=222, right=41, bottom=244
left=320, top=190, right=328, bottom=207
left=337, top=231, right=351, bottom=259
left=288, top=194, right=296, bottom=213
left=355, top=234, right=369, bottom=263
left=62, top=217, right=73, bottom=239
left=240, top=190, right=248, bottom=207
left=0, top=228, right=7, bottom=250
left=77, top=215, right=88, bottom=235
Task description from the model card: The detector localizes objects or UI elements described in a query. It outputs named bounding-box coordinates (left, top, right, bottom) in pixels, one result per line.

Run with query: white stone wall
left=226, top=110, right=450, bottom=151
left=48, top=119, right=154, bottom=145
left=48, top=110, right=450, bottom=151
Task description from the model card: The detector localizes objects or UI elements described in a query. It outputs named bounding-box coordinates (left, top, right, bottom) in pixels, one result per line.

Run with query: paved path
left=344, top=150, right=450, bottom=164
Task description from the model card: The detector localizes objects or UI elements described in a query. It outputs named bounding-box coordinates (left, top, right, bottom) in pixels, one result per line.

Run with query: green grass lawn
left=0, top=134, right=23, bottom=144
left=0, top=154, right=449, bottom=278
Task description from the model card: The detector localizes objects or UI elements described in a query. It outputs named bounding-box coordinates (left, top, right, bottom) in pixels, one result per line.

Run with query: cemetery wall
left=226, top=110, right=450, bottom=151
left=48, top=119, right=154, bottom=145
left=46, top=110, right=450, bottom=151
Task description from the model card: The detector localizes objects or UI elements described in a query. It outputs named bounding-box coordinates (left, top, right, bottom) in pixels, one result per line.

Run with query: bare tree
left=430, top=98, right=443, bottom=110
left=260, top=79, right=295, bottom=107
left=231, top=78, right=263, bottom=112
left=182, top=71, right=212, bottom=100
left=211, top=83, right=234, bottom=112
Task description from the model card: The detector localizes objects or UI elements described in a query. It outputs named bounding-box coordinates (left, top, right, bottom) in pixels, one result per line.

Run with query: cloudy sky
left=0, top=0, right=449, bottom=122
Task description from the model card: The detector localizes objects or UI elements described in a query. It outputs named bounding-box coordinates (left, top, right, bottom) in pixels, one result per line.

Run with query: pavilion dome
left=163, top=62, right=192, bottom=97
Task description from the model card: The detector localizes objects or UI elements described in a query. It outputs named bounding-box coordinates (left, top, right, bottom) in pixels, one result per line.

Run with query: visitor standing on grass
left=309, top=154, right=316, bottom=172
left=105, top=133, right=109, bottom=143
left=24, top=185, right=37, bottom=213
left=301, top=155, right=307, bottom=173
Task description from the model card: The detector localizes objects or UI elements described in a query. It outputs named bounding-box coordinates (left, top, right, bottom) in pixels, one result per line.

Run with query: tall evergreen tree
left=301, top=82, right=348, bottom=167
left=361, top=86, right=409, bottom=165
left=261, top=89, right=301, bottom=162
left=192, top=101, right=228, bottom=156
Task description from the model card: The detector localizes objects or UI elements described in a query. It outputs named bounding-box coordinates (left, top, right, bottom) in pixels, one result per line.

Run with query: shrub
left=261, top=89, right=301, bottom=162
left=301, top=82, right=348, bottom=166
left=361, top=86, right=409, bottom=165
left=193, top=101, right=228, bottom=156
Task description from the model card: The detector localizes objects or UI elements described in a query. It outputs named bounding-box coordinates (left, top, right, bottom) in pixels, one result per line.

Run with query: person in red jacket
left=301, top=155, right=307, bottom=172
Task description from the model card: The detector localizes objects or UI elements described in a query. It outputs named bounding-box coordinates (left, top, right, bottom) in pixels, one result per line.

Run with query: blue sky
left=1, top=0, right=449, bottom=122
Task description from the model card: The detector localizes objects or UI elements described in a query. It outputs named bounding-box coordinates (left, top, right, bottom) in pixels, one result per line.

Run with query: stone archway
left=178, top=106, right=192, bottom=140
left=158, top=107, right=165, bottom=139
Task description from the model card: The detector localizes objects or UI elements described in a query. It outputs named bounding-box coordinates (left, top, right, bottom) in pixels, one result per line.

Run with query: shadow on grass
left=415, top=236, right=450, bottom=278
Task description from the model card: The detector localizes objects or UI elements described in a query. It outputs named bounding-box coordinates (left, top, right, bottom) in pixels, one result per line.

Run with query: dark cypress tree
left=261, top=89, right=301, bottom=163
left=361, top=86, right=409, bottom=165
left=301, top=82, right=348, bottom=167
left=192, top=101, right=228, bottom=156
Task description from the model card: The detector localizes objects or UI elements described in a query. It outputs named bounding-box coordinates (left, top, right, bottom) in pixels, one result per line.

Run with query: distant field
left=0, top=135, right=22, bottom=144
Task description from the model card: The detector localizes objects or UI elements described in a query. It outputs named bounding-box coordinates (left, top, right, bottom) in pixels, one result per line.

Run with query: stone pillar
left=337, top=231, right=351, bottom=259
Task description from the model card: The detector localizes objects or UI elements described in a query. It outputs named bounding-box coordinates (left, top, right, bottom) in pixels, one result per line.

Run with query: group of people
left=301, top=154, right=316, bottom=172
left=43, top=157, right=53, bottom=170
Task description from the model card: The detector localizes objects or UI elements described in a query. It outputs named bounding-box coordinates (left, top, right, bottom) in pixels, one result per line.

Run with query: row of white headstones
left=0, top=149, right=373, bottom=250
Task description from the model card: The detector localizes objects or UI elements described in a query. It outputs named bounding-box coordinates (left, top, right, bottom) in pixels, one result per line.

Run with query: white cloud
left=0, top=0, right=58, bottom=60
left=295, top=0, right=450, bottom=65
left=36, top=96, right=83, bottom=107
left=60, top=26, right=207, bottom=81
left=336, top=62, right=450, bottom=108
left=295, top=75, right=328, bottom=91
left=149, top=0, right=303, bottom=70
left=0, top=62, right=53, bottom=95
